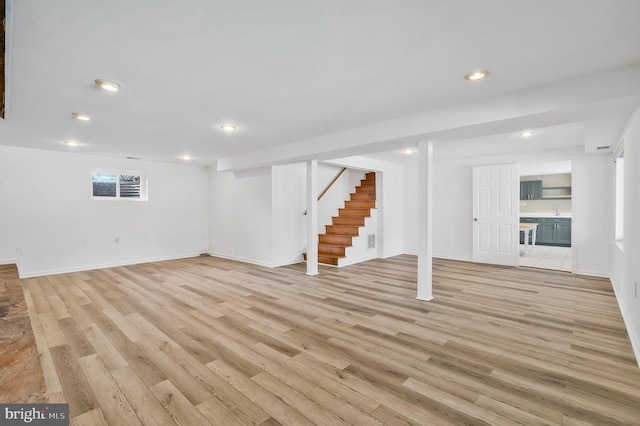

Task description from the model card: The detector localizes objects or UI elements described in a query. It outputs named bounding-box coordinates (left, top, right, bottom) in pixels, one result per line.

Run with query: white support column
left=417, top=141, right=434, bottom=301
left=306, top=160, right=319, bottom=276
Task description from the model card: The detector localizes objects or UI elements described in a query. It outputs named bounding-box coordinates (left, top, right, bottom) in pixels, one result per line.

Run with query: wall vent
left=596, top=145, right=610, bottom=150
left=367, top=234, right=376, bottom=248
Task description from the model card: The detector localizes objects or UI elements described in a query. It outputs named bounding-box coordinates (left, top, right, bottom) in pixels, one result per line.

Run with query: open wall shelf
left=542, top=186, right=571, bottom=199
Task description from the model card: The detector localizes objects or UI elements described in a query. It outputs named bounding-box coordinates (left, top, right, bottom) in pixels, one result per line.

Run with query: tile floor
left=519, top=244, right=572, bottom=272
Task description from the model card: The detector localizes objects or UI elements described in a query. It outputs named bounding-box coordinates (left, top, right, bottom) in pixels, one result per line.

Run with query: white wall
left=571, top=153, right=614, bottom=276
left=272, top=163, right=307, bottom=266
left=611, top=111, right=640, bottom=366
left=340, top=210, right=379, bottom=267
left=208, top=167, right=273, bottom=266
left=407, top=157, right=472, bottom=261
left=0, top=146, right=209, bottom=277
left=403, top=154, right=474, bottom=261
left=403, top=145, right=614, bottom=276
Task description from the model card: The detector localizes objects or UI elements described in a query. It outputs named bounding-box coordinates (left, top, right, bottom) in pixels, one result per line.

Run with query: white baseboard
left=381, top=250, right=409, bottom=259
left=622, top=305, right=640, bottom=370
left=271, top=257, right=305, bottom=267
left=211, top=252, right=305, bottom=268
left=610, top=277, right=640, bottom=369
left=18, top=253, right=202, bottom=278
left=207, top=252, right=277, bottom=268
left=402, top=251, right=473, bottom=263
left=0, top=258, right=18, bottom=265
left=338, top=254, right=377, bottom=267
left=433, top=254, right=473, bottom=263
left=572, top=269, right=611, bottom=279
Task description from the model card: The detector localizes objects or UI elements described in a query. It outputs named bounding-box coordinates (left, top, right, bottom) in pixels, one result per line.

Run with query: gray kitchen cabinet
left=554, top=219, right=571, bottom=245
left=520, top=217, right=571, bottom=247
left=520, top=181, right=542, bottom=200
left=537, top=220, right=556, bottom=244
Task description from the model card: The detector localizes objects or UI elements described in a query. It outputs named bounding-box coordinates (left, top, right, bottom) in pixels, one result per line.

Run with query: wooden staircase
left=312, top=172, right=376, bottom=266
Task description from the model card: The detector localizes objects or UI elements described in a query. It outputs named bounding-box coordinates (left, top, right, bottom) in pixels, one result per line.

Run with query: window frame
left=614, top=141, right=624, bottom=251
left=91, top=169, right=148, bottom=201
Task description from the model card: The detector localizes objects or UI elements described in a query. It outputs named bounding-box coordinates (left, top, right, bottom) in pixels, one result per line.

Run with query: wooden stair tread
left=350, top=192, right=376, bottom=200
left=355, top=186, right=376, bottom=193
left=345, top=200, right=375, bottom=208
left=331, top=217, right=365, bottom=226
left=319, top=242, right=351, bottom=248
left=310, top=170, right=376, bottom=266
left=326, top=230, right=358, bottom=236
left=319, top=254, right=345, bottom=259
left=319, top=235, right=353, bottom=246
left=337, top=208, right=372, bottom=217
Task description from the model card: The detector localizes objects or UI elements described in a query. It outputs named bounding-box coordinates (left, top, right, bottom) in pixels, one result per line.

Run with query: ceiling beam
left=217, top=64, right=640, bottom=172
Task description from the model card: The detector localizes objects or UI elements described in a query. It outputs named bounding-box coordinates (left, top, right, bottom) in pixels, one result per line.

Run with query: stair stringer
left=337, top=208, right=378, bottom=267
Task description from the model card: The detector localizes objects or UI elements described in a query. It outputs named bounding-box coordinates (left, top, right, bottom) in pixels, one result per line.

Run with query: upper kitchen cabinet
left=520, top=180, right=542, bottom=200
left=520, top=173, right=572, bottom=200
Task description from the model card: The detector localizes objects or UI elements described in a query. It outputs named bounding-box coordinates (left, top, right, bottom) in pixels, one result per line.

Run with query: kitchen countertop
left=520, top=213, right=572, bottom=218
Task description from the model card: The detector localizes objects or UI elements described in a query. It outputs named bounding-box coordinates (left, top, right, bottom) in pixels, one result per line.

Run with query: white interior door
left=472, top=163, right=519, bottom=266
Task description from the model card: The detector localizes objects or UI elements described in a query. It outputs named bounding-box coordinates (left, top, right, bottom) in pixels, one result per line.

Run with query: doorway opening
left=518, top=160, right=573, bottom=272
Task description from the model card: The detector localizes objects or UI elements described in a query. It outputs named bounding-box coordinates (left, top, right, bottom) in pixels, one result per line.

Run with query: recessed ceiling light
left=220, top=124, right=237, bottom=132
left=519, top=130, right=536, bottom=137
left=180, top=155, right=193, bottom=160
left=95, top=79, right=120, bottom=92
left=402, top=148, right=415, bottom=155
left=464, top=70, right=490, bottom=81
left=63, top=141, right=81, bottom=147
left=72, top=112, right=91, bottom=121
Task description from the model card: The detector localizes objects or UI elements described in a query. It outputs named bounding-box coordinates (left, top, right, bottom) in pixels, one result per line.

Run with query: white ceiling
left=2, top=0, right=640, bottom=167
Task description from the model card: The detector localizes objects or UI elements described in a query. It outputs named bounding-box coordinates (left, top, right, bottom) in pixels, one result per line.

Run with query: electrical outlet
left=15, top=247, right=23, bottom=256
left=114, top=237, right=120, bottom=243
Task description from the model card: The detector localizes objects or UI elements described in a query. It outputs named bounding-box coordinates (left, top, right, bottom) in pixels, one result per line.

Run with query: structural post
left=306, top=160, right=319, bottom=276
left=417, top=141, right=434, bottom=301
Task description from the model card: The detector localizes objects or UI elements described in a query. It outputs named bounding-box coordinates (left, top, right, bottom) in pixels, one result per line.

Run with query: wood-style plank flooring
left=21, top=255, right=640, bottom=425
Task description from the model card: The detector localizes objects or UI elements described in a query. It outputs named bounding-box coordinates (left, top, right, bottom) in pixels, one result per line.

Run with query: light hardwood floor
left=21, top=255, right=640, bottom=425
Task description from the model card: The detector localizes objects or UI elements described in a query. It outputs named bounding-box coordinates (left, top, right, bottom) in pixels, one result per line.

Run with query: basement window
left=92, top=170, right=147, bottom=200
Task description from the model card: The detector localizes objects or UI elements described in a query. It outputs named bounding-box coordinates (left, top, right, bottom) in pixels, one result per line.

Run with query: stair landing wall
left=316, top=167, right=370, bottom=236
left=337, top=208, right=378, bottom=267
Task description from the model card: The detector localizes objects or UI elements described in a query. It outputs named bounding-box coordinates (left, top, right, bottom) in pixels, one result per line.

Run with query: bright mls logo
left=1, top=404, right=68, bottom=425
